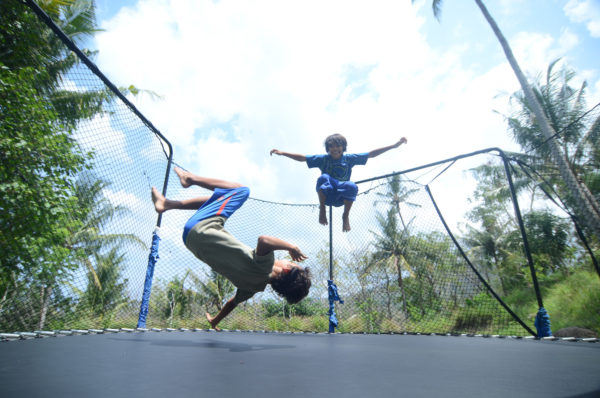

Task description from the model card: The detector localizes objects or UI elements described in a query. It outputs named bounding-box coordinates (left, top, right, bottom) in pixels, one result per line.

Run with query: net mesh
left=2, top=1, right=598, bottom=336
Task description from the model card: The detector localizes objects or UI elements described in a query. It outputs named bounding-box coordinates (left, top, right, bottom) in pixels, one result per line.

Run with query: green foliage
left=357, top=298, right=383, bottom=333
left=0, top=65, right=88, bottom=269
left=262, top=298, right=327, bottom=318
left=0, top=64, right=90, bottom=331
left=453, top=293, right=496, bottom=332
left=192, top=270, right=235, bottom=312
left=505, top=59, right=600, bottom=238
left=81, top=248, right=129, bottom=316
left=540, top=271, right=600, bottom=334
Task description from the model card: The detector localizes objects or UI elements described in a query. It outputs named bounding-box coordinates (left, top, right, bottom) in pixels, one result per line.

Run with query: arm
left=205, top=296, right=237, bottom=331
left=256, top=235, right=307, bottom=262
left=367, top=137, right=407, bottom=158
left=270, top=149, right=307, bottom=162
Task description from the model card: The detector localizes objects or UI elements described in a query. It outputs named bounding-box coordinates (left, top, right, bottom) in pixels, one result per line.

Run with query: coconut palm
left=375, top=175, right=421, bottom=230
left=191, top=270, right=235, bottom=312
left=370, top=206, right=414, bottom=317
left=67, top=176, right=145, bottom=290
left=414, top=0, right=600, bottom=238
left=505, top=60, right=600, bottom=215
left=82, top=248, right=129, bottom=317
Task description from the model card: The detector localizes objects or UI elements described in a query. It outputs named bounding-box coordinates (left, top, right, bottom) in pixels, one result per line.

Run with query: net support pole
left=327, top=205, right=343, bottom=333
left=329, top=205, right=333, bottom=280
left=137, top=227, right=160, bottom=328
left=137, top=158, right=173, bottom=328
left=499, top=151, right=551, bottom=337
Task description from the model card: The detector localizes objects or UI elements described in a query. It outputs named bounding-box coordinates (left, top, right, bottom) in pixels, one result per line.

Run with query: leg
left=342, top=200, right=353, bottom=232
left=337, top=181, right=358, bottom=232
left=175, top=167, right=242, bottom=190
left=317, top=189, right=328, bottom=226
left=152, top=187, right=210, bottom=213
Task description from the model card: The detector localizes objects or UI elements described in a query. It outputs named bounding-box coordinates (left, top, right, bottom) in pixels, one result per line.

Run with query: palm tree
left=370, top=175, right=421, bottom=317
left=370, top=206, right=414, bottom=318
left=415, top=0, right=600, bottom=238
left=165, top=271, right=192, bottom=326
left=82, top=248, right=129, bottom=317
left=67, top=176, right=145, bottom=289
left=33, top=176, right=144, bottom=329
left=374, top=175, right=421, bottom=230
left=191, top=270, right=235, bottom=312
left=506, top=60, right=599, bottom=215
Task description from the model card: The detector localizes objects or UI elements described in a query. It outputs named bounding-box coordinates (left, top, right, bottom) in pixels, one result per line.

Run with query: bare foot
left=319, top=206, right=328, bottom=226
left=342, top=215, right=351, bottom=232
left=205, top=312, right=221, bottom=331
left=174, top=167, right=191, bottom=188
left=151, top=187, right=166, bottom=213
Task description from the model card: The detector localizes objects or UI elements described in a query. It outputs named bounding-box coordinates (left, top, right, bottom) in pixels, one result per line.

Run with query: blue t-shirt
left=306, top=153, right=369, bottom=181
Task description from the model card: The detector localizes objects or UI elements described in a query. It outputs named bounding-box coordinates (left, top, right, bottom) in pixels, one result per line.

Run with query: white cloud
left=103, top=188, right=144, bottom=209
left=565, top=0, right=600, bottom=38
left=94, top=0, right=594, bottom=210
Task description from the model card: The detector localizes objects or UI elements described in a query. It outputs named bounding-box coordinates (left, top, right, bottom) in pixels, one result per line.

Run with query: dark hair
left=324, top=134, right=347, bottom=152
left=270, top=267, right=312, bottom=304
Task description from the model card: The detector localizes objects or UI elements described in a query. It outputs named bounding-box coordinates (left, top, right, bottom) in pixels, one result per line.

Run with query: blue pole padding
left=137, top=228, right=161, bottom=328
left=534, top=307, right=552, bottom=338
left=328, top=280, right=344, bottom=333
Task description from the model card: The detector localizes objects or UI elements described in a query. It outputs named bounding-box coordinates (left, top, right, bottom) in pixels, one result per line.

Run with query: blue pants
left=182, top=186, right=250, bottom=243
left=316, top=174, right=358, bottom=207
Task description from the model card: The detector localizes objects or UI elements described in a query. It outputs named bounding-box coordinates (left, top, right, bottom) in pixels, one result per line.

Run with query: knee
left=345, top=181, right=358, bottom=195
left=317, top=174, right=331, bottom=185
left=238, top=186, right=250, bottom=199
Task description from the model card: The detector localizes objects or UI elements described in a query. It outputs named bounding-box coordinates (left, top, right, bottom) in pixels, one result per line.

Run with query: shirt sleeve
left=234, top=289, right=255, bottom=304
left=346, top=152, right=369, bottom=166
left=305, top=154, right=323, bottom=169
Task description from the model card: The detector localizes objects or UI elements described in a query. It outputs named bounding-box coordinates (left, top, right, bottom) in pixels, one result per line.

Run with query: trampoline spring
left=34, top=330, right=56, bottom=337
left=18, top=332, right=38, bottom=339
left=0, top=333, right=21, bottom=341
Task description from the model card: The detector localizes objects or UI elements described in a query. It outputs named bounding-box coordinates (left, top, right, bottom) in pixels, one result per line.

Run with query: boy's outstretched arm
left=270, top=149, right=307, bottom=162
left=206, top=297, right=237, bottom=331
left=256, top=235, right=307, bottom=262
left=368, top=137, right=407, bottom=158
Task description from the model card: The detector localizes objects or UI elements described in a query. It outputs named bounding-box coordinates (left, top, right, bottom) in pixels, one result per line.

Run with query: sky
left=91, top=0, right=600, bottom=207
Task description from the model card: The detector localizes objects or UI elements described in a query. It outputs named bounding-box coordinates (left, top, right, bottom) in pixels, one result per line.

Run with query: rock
left=553, top=327, right=597, bottom=338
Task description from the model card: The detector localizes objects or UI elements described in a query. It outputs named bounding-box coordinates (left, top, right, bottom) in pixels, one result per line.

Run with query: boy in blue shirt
left=271, top=134, right=407, bottom=232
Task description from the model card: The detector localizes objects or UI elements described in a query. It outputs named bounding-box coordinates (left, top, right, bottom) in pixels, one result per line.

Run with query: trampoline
left=1, top=330, right=599, bottom=398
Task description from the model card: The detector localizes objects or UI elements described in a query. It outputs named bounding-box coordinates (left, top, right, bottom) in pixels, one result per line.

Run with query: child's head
left=324, top=133, right=347, bottom=152
left=270, top=264, right=312, bottom=304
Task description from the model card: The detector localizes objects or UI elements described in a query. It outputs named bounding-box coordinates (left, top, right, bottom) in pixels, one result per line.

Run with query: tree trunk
left=38, top=285, right=52, bottom=330
left=474, top=0, right=600, bottom=238
left=393, top=256, right=409, bottom=317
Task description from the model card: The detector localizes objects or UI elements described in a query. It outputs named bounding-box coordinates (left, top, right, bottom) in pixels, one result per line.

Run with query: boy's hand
left=395, top=137, right=407, bottom=147
left=270, top=149, right=282, bottom=156
left=288, top=246, right=307, bottom=262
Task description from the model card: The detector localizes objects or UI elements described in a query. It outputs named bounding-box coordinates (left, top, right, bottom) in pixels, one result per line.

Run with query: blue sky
left=91, top=0, right=600, bottom=211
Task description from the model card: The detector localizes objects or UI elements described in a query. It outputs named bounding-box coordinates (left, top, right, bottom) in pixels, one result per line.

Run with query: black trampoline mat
left=1, top=331, right=599, bottom=398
